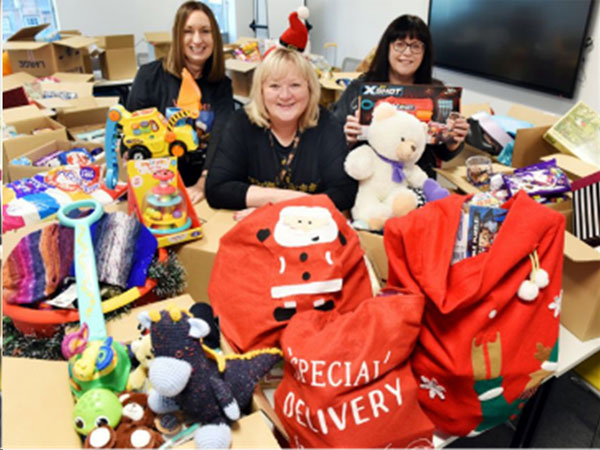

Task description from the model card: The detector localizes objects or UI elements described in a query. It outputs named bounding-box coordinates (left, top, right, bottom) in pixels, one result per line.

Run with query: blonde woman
left=127, top=1, right=233, bottom=202
left=206, top=47, right=357, bottom=220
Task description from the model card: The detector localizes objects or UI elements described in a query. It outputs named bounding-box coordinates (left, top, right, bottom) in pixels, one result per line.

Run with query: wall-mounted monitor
left=428, top=0, right=595, bottom=98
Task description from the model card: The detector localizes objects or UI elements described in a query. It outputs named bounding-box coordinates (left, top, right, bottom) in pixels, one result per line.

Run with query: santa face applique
left=257, top=206, right=347, bottom=322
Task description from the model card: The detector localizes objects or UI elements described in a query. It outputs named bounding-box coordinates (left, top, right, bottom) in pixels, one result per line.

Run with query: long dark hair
left=365, top=15, right=434, bottom=84
left=164, top=1, right=225, bottom=81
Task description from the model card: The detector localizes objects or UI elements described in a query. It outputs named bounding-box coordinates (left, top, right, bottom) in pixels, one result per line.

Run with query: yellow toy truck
left=105, top=105, right=199, bottom=161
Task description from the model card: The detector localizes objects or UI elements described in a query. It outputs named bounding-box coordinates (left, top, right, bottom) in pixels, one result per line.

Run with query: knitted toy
left=344, top=102, right=449, bottom=230
left=139, top=306, right=282, bottom=449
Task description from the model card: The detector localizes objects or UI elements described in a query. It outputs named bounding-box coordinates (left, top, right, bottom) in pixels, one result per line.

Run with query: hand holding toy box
left=359, top=83, right=462, bottom=144
left=127, top=157, right=203, bottom=248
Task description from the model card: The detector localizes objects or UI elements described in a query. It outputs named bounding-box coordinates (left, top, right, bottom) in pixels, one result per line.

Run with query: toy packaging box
left=127, top=157, right=203, bottom=248
left=359, top=83, right=462, bottom=144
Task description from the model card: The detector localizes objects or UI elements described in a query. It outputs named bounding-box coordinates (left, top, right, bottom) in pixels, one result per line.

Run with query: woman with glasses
left=333, top=15, right=469, bottom=179
left=206, top=47, right=357, bottom=220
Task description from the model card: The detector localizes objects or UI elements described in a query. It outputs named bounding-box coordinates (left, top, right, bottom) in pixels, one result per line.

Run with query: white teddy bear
left=345, top=102, right=447, bottom=230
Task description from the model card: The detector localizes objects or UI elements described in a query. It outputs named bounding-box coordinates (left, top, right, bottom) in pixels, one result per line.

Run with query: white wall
left=55, top=0, right=184, bottom=54
left=55, top=0, right=599, bottom=116
left=304, top=0, right=599, bottom=116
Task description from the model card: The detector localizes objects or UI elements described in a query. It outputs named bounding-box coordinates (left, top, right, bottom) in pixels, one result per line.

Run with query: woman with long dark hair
left=127, top=1, right=234, bottom=202
left=333, top=15, right=468, bottom=179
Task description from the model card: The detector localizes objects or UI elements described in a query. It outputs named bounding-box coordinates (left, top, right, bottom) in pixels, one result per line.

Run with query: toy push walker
left=142, top=169, right=192, bottom=235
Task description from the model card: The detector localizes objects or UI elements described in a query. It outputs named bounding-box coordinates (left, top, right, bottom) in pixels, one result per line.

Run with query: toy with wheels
left=142, top=169, right=192, bottom=235
left=104, top=104, right=199, bottom=168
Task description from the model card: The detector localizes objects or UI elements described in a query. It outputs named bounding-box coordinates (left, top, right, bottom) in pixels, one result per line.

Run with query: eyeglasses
left=391, top=40, right=425, bottom=55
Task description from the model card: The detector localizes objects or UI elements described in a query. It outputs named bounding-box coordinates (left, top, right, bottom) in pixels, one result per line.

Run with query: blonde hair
left=164, top=1, right=225, bottom=82
left=244, top=47, right=320, bottom=132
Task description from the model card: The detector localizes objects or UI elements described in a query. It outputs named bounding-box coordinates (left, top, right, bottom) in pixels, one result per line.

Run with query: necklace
left=269, top=129, right=300, bottom=187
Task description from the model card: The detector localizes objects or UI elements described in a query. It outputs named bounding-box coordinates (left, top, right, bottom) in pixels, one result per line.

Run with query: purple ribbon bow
left=375, top=152, right=405, bottom=183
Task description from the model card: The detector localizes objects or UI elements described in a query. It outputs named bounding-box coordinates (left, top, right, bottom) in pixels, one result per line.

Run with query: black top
left=205, top=107, right=358, bottom=211
left=331, top=76, right=463, bottom=179
left=126, top=60, right=234, bottom=186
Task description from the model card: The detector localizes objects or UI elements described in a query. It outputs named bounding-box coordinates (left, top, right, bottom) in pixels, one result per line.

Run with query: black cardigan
left=126, top=60, right=234, bottom=186
left=332, top=77, right=463, bottom=179
left=205, top=107, right=358, bottom=211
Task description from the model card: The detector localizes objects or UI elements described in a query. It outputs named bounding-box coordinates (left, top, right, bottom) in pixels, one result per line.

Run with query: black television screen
left=428, top=0, right=594, bottom=98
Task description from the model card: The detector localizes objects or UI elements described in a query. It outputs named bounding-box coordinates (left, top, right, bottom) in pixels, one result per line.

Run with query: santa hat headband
left=279, top=6, right=309, bottom=52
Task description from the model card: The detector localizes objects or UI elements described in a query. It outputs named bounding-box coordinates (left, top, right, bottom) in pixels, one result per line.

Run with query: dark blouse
left=126, top=60, right=234, bottom=186
left=205, top=106, right=358, bottom=211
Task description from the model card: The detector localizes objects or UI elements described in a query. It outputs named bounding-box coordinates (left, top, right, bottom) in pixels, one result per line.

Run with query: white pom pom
left=490, top=173, right=504, bottom=191
left=297, top=5, right=309, bottom=20
left=518, top=279, right=539, bottom=301
left=533, top=268, right=549, bottom=288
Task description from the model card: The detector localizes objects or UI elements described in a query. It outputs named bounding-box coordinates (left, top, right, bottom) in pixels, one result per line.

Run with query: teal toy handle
left=58, top=200, right=106, bottom=341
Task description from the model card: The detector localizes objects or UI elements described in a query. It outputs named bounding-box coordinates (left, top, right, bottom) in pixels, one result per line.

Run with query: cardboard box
left=53, top=35, right=98, bottom=74
left=176, top=209, right=237, bottom=302
left=3, top=295, right=280, bottom=449
left=539, top=154, right=600, bottom=341
left=225, top=59, right=258, bottom=98
left=561, top=231, right=600, bottom=341
left=96, top=34, right=138, bottom=80
left=2, top=72, right=37, bottom=109
left=145, top=31, right=171, bottom=61
left=319, top=71, right=361, bottom=108
left=3, top=105, right=68, bottom=182
left=4, top=24, right=58, bottom=77
left=435, top=163, right=573, bottom=229
left=4, top=24, right=96, bottom=77
left=8, top=139, right=105, bottom=181
left=444, top=103, right=560, bottom=170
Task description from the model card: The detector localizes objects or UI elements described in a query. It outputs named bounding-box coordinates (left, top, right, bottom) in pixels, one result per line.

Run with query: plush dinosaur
left=138, top=306, right=282, bottom=449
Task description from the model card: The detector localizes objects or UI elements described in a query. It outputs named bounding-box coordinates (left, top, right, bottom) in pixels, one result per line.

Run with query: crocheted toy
left=139, top=306, right=282, bottom=449
left=344, top=102, right=449, bottom=230
left=127, top=333, right=153, bottom=391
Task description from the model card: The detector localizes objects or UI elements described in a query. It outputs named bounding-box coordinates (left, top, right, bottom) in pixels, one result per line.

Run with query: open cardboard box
left=444, top=103, right=560, bottom=170
left=145, top=31, right=171, bottom=61
left=3, top=295, right=280, bottom=449
left=3, top=72, right=37, bottom=109
left=176, top=208, right=236, bottom=302
left=225, top=59, right=258, bottom=98
left=539, top=154, right=600, bottom=341
left=2, top=71, right=97, bottom=111
left=319, top=71, right=361, bottom=108
left=4, top=24, right=96, bottom=78
left=7, top=139, right=105, bottom=181
left=95, top=34, right=138, bottom=80
left=3, top=105, right=68, bottom=182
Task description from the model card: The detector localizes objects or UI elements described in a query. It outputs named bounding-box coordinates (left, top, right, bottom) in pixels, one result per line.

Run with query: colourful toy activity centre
left=2, top=0, right=600, bottom=449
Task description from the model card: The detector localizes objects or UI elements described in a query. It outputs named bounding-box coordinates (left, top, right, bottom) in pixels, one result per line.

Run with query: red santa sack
left=384, top=191, right=565, bottom=436
left=274, top=288, right=435, bottom=448
left=209, top=194, right=373, bottom=352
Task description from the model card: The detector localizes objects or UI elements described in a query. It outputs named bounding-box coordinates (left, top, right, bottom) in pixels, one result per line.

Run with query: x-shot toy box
left=359, top=83, right=462, bottom=144
left=127, top=157, right=203, bottom=248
